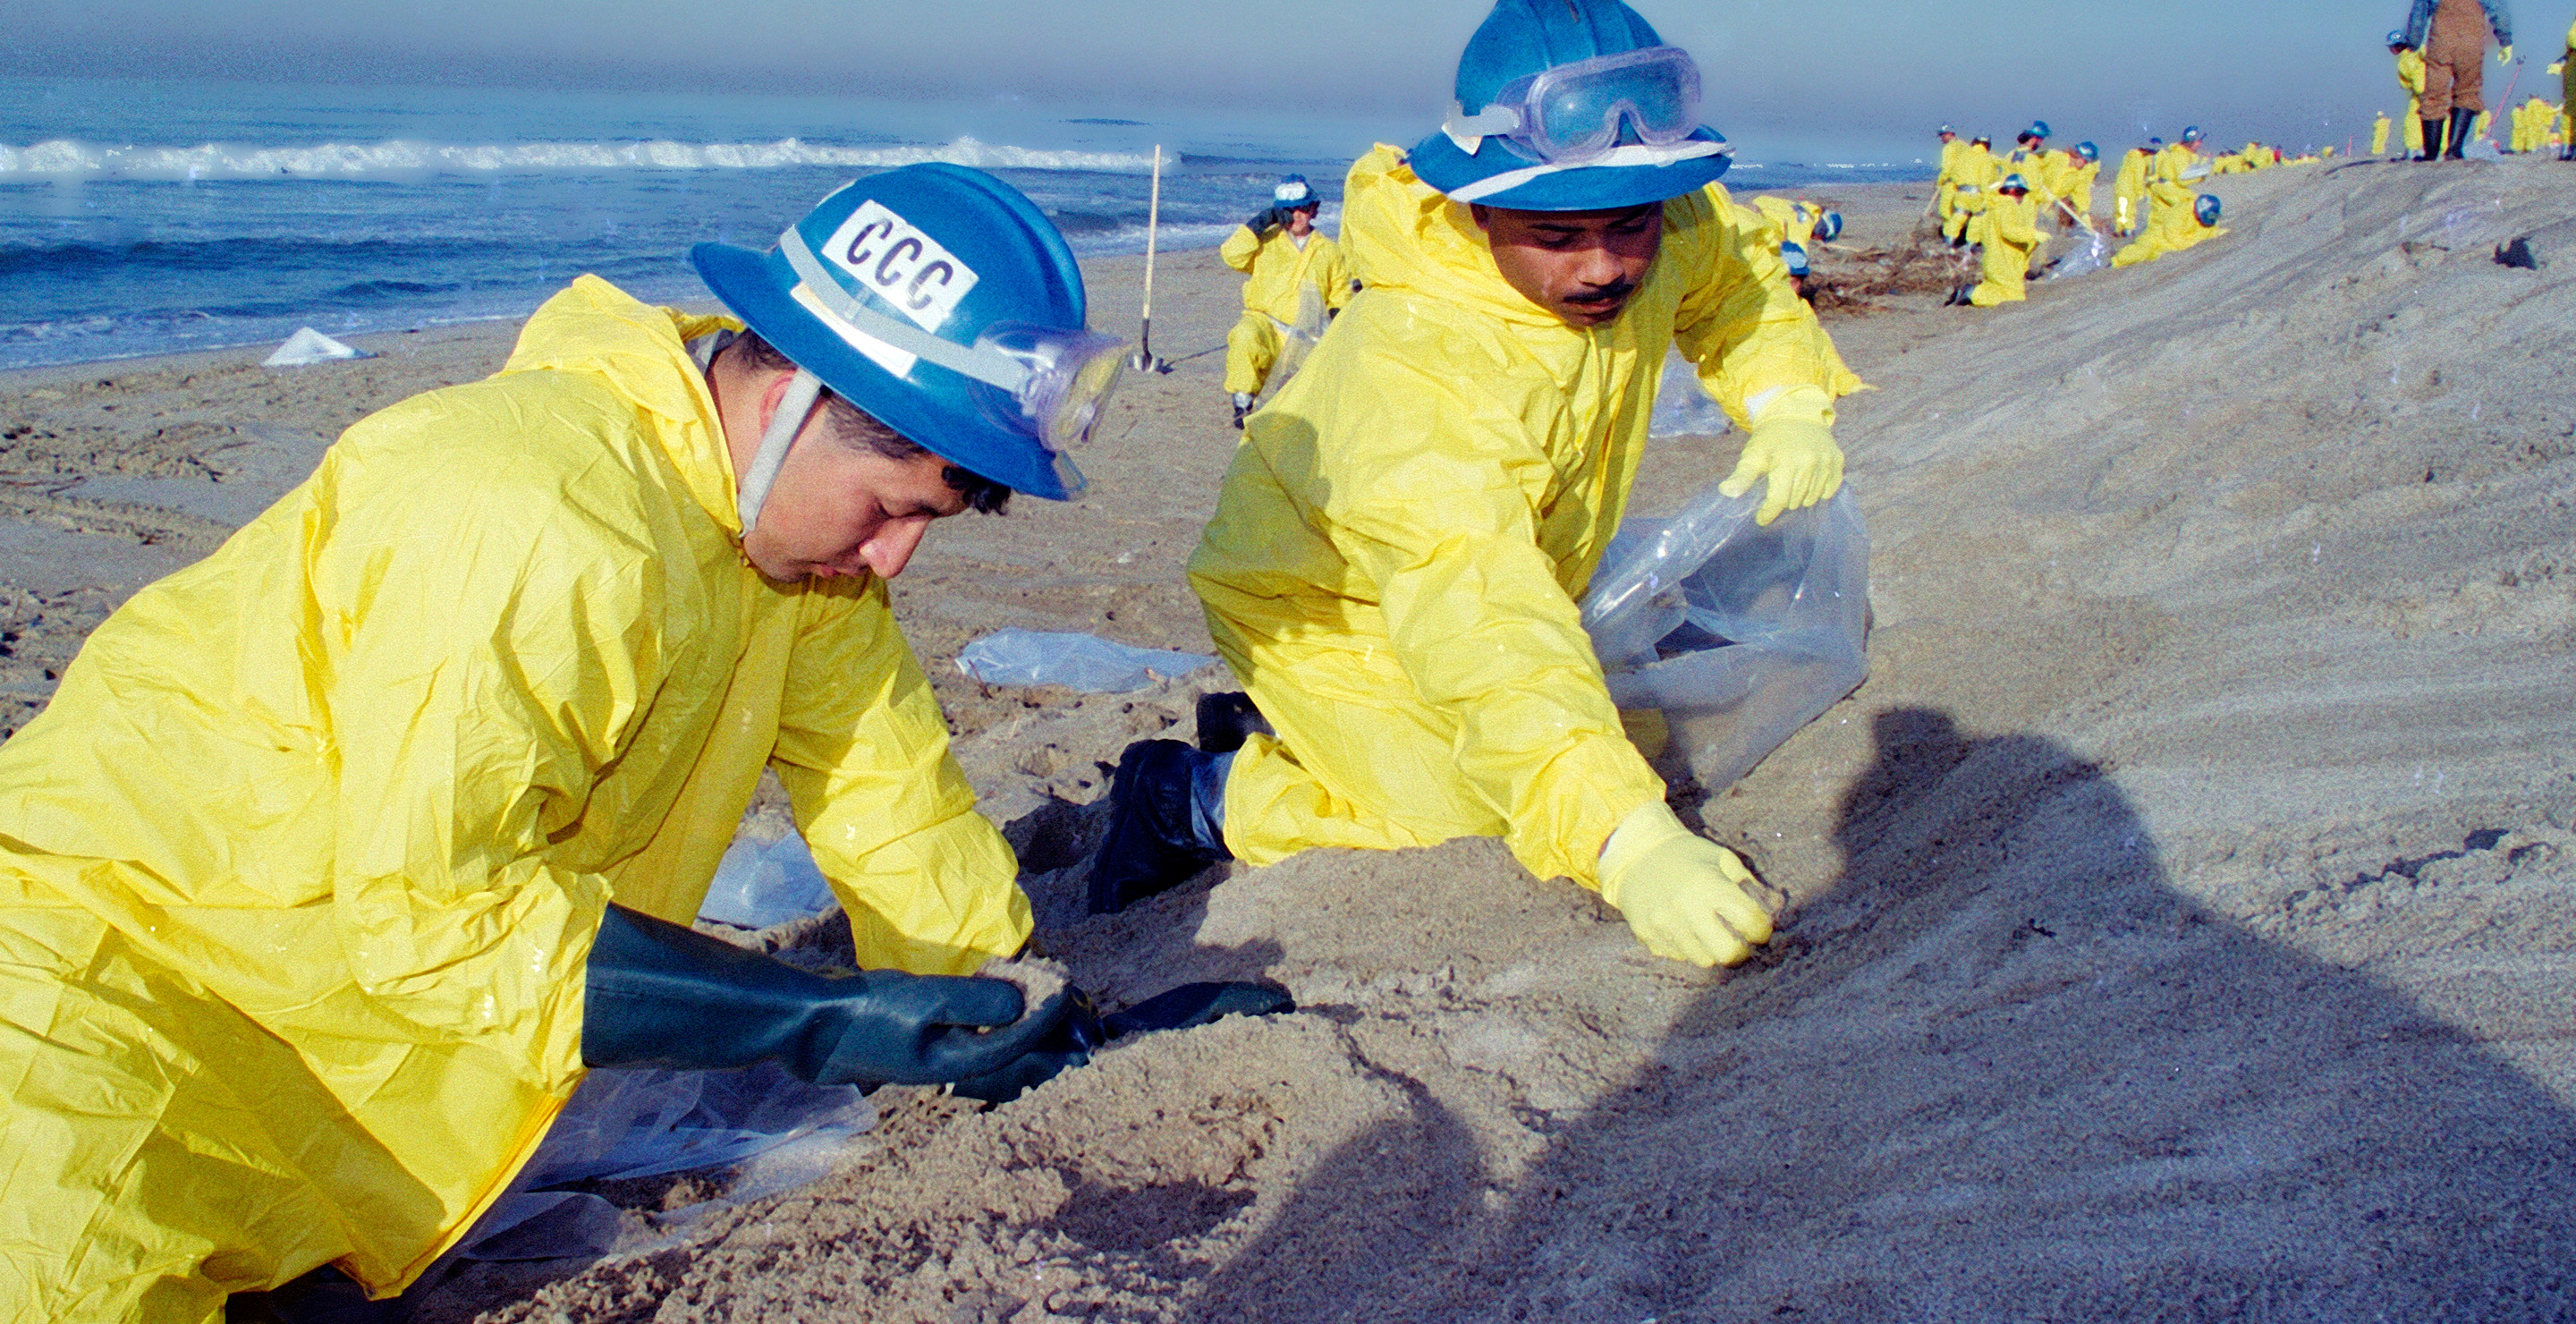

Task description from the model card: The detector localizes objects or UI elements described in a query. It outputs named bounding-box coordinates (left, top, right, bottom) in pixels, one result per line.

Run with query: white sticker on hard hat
left=792, top=282, right=919, bottom=378
left=818, top=199, right=981, bottom=333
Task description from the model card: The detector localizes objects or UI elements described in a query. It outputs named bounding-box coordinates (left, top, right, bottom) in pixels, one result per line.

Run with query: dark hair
left=730, top=332, right=1012, bottom=514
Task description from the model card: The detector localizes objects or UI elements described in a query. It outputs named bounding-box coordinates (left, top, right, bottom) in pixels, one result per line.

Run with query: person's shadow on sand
left=1184, top=707, right=2576, bottom=1321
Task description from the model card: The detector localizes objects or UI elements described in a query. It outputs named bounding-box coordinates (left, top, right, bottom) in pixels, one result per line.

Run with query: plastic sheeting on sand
left=696, top=831, right=838, bottom=929
left=1648, top=348, right=1733, bottom=437
left=260, top=327, right=374, bottom=366
left=1582, top=480, right=1870, bottom=793
left=956, top=628, right=1216, bottom=693
left=454, top=1061, right=877, bottom=1262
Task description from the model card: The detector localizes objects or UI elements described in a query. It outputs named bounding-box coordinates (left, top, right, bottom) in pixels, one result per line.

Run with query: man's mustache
left=1562, top=280, right=1637, bottom=306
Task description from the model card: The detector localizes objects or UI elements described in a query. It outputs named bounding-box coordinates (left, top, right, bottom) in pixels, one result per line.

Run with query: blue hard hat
left=2385, top=29, right=2407, bottom=46
left=2148, top=136, right=2165, bottom=147
left=2182, top=125, right=2204, bottom=143
left=691, top=165, right=1094, bottom=501
left=1410, top=0, right=1731, bottom=211
left=1999, top=173, right=2029, bottom=192
left=2076, top=141, right=2098, bottom=161
left=1813, top=210, right=1843, bottom=242
left=1780, top=241, right=1809, bottom=277
left=1938, top=123, right=1955, bottom=135
left=1274, top=174, right=1318, bottom=206
left=2194, top=193, right=2223, bottom=226
left=2028, top=120, right=2052, bottom=138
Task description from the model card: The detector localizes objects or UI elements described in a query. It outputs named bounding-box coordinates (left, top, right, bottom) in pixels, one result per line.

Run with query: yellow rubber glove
left=1597, top=801, right=1775, bottom=967
left=1720, top=385, right=1847, bottom=527
left=2497, top=45, right=2513, bottom=64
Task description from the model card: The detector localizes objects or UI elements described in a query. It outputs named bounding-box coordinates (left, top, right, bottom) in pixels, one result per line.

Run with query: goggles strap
left=737, top=368, right=821, bottom=536
left=1442, top=137, right=1730, bottom=204
left=779, top=228, right=1033, bottom=395
left=1443, top=100, right=1524, bottom=154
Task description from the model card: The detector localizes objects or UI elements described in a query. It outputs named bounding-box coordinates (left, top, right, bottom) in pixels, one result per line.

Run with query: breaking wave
left=0, top=135, right=1158, bottom=179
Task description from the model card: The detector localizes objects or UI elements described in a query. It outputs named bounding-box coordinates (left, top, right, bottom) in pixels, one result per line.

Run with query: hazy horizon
left=10, top=0, right=2447, bottom=159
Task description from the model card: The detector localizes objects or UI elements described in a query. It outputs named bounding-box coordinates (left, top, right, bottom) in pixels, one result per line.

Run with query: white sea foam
left=0, top=136, right=1157, bottom=179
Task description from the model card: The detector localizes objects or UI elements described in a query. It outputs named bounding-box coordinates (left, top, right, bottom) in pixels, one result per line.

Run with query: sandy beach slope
left=3, top=166, right=2571, bottom=1321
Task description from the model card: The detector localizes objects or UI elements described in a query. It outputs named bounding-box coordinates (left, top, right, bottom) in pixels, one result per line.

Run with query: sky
left=6, top=0, right=2493, bottom=159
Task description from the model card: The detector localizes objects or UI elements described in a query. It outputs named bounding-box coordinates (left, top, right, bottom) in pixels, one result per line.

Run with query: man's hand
left=1598, top=802, right=1775, bottom=967
left=1720, top=414, right=1846, bottom=527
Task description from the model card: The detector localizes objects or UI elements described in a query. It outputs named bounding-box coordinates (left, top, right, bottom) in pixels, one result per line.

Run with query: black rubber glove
left=1246, top=205, right=1283, bottom=234
left=581, top=904, right=1070, bottom=1089
left=948, top=980, right=1296, bottom=1104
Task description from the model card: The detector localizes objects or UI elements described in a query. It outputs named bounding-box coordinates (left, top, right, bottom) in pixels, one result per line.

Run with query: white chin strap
left=738, top=368, right=822, bottom=535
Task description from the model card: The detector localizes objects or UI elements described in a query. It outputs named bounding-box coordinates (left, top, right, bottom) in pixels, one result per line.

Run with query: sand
left=5, top=166, right=2572, bottom=1321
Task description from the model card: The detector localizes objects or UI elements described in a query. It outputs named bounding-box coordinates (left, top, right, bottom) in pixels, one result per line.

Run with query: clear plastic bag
left=1648, top=348, right=1733, bottom=438
left=696, top=831, right=837, bottom=929
left=454, top=1061, right=877, bottom=1261
left=2046, top=227, right=2112, bottom=280
left=1582, top=480, right=1870, bottom=793
left=955, top=627, right=1216, bottom=693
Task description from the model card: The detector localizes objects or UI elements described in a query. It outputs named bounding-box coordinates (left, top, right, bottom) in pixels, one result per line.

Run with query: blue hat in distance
left=2385, top=29, right=2408, bottom=46
left=1813, top=210, right=1843, bottom=242
left=2026, top=120, right=2052, bottom=139
left=1274, top=174, right=1318, bottom=207
left=2149, top=136, right=2165, bottom=147
left=1411, top=0, right=1733, bottom=211
left=1780, top=241, right=1809, bottom=277
left=2076, top=141, right=2098, bottom=161
left=1999, top=173, right=2029, bottom=192
left=2194, top=193, right=2223, bottom=226
left=2181, top=125, right=2205, bottom=143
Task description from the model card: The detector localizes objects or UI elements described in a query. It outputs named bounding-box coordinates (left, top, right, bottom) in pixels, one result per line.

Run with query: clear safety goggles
left=1443, top=46, right=1704, bottom=165
left=778, top=225, right=1127, bottom=497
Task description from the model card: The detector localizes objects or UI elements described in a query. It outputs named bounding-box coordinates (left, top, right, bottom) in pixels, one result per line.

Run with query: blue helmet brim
left=691, top=240, right=1076, bottom=501
left=1406, top=125, right=1732, bottom=211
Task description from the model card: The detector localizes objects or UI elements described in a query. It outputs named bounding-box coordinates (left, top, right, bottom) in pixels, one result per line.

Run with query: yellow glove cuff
left=1746, top=382, right=1838, bottom=429
left=1597, top=801, right=1691, bottom=908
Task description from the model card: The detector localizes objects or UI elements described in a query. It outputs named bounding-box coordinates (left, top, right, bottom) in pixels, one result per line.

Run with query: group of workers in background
left=2378, top=4, right=2575, bottom=161
left=4, top=0, right=1855, bottom=1317
left=1926, top=119, right=2233, bottom=310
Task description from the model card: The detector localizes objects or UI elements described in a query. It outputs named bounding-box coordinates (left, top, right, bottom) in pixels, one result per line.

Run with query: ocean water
left=0, top=75, right=1927, bottom=370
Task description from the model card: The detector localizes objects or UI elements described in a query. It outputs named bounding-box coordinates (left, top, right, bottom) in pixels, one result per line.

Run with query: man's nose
left=1570, top=240, right=1626, bottom=286
left=861, top=517, right=932, bottom=579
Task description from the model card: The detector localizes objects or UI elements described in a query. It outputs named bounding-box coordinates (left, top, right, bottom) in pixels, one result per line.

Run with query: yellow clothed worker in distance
left=2393, top=31, right=2429, bottom=156
left=1944, top=134, right=2002, bottom=242
left=1221, top=174, right=1353, bottom=428
left=1086, top=0, right=1864, bottom=972
left=2114, top=184, right=2228, bottom=267
left=2113, top=138, right=2158, bottom=235
left=2057, top=142, right=2101, bottom=224
left=1961, top=174, right=2042, bottom=307
left=0, top=166, right=1140, bottom=1318
left=1932, top=123, right=1969, bottom=233
left=2373, top=112, right=2394, bottom=155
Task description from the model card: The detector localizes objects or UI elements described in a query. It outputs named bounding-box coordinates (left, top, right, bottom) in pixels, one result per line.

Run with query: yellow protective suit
left=1942, top=145, right=2002, bottom=242
left=1221, top=223, right=1354, bottom=397
left=2113, top=180, right=2227, bottom=267
left=2399, top=47, right=2429, bottom=153
left=1968, top=190, right=2042, bottom=307
left=2113, top=148, right=2153, bottom=234
left=1186, top=145, right=1861, bottom=891
left=2373, top=113, right=2394, bottom=154
left=1933, top=138, right=1970, bottom=233
left=1750, top=195, right=1821, bottom=246
left=2058, top=156, right=2099, bottom=222
left=0, top=276, right=1029, bottom=1319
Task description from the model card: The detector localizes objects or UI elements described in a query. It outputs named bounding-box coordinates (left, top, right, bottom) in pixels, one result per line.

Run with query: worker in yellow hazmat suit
left=2394, top=31, right=2430, bottom=157
left=1750, top=195, right=1842, bottom=248
left=0, top=166, right=1163, bottom=1318
left=2156, top=126, right=2207, bottom=186
left=1221, top=174, right=1353, bottom=427
left=1092, top=0, right=1863, bottom=972
left=2059, top=142, right=2101, bottom=223
left=2114, top=139, right=2158, bottom=235
left=1945, top=135, right=2002, bottom=242
left=1961, top=174, right=2042, bottom=307
left=1932, top=124, right=1969, bottom=233
left=2114, top=186, right=2227, bottom=267
left=2373, top=112, right=2394, bottom=155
